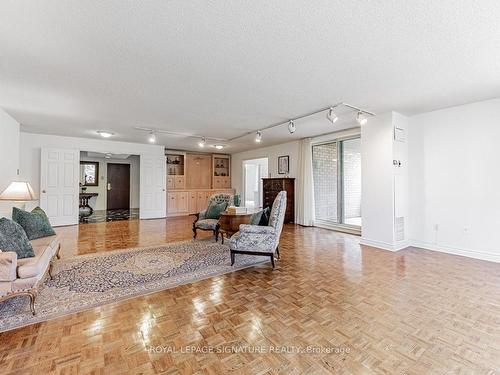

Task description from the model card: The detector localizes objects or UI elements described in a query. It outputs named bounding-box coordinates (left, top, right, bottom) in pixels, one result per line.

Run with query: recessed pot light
left=214, top=145, right=224, bottom=150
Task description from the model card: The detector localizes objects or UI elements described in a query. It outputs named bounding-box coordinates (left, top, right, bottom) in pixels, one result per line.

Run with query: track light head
left=148, top=131, right=157, bottom=143
left=255, top=131, right=262, bottom=143
left=214, top=144, right=224, bottom=150
left=288, top=120, right=296, bottom=134
left=356, top=112, right=368, bottom=125
left=327, top=107, right=339, bottom=124
left=198, top=137, right=206, bottom=148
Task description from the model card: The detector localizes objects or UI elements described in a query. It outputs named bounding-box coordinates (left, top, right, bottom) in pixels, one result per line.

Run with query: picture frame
left=278, top=155, right=289, bottom=174
left=80, top=161, right=99, bottom=186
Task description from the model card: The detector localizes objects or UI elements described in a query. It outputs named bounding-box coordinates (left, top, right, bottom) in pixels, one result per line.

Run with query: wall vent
left=395, top=216, right=405, bottom=241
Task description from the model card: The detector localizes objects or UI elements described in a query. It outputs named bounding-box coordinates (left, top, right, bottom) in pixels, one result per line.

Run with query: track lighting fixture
left=356, top=112, right=368, bottom=126
left=255, top=131, right=262, bottom=143
left=198, top=137, right=206, bottom=148
left=288, top=120, right=296, bottom=134
left=326, top=107, right=339, bottom=124
left=148, top=131, right=157, bottom=143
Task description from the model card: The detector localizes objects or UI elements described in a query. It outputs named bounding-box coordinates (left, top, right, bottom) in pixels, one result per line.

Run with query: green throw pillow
left=0, top=218, right=35, bottom=259
left=205, top=201, right=227, bottom=219
left=12, top=206, right=56, bottom=240
left=250, top=210, right=264, bottom=225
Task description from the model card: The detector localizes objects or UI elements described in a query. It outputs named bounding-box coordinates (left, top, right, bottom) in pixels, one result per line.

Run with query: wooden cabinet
left=177, top=191, right=188, bottom=212
left=188, top=191, right=197, bottom=214
left=167, top=192, right=177, bottom=213
left=212, top=155, right=231, bottom=189
left=174, top=176, right=185, bottom=189
left=167, top=176, right=174, bottom=189
left=186, top=154, right=212, bottom=189
left=262, top=178, right=295, bottom=223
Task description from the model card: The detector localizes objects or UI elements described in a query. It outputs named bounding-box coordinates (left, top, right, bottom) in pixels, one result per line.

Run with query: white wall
left=19, top=132, right=165, bottom=208
left=0, top=108, right=20, bottom=217
left=409, top=97, right=500, bottom=262
left=231, top=140, right=299, bottom=219
left=231, top=140, right=300, bottom=196
left=80, top=154, right=140, bottom=210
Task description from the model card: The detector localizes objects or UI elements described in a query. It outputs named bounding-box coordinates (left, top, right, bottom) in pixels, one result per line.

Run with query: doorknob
left=42, top=190, right=46, bottom=193
left=107, top=183, right=111, bottom=191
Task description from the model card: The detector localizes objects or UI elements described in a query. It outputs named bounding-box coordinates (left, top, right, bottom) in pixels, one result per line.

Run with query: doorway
left=243, top=158, right=269, bottom=209
left=107, top=163, right=131, bottom=210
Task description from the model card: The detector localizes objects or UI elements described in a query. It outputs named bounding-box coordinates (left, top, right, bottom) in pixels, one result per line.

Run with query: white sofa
left=0, top=233, right=61, bottom=315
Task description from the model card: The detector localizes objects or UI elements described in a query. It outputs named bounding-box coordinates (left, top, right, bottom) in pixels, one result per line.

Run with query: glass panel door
left=341, top=138, right=362, bottom=226
left=312, top=136, right=361, bottom=228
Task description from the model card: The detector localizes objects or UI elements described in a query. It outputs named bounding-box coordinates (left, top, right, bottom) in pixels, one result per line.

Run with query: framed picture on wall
left=278, top=155, right=289, bottom=174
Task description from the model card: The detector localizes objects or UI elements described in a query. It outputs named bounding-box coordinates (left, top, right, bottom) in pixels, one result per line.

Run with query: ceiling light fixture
left=327, top=107, right=339, bottom=124
left=255, top=131, right=262, bottom=143
left=198, top=137, right=206, bottom=148
left=288, top=120, right=296, bottom=134
left=356, top=112, right=368, bottom=125
left=148, top=131, right=157, bottom=143
left=214, top=144, right=224, bottom=150
left=97, top=131, right=114, bottom=138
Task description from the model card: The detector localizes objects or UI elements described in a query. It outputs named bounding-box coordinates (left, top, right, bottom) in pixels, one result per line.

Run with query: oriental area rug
left=0, top=239, right=264, bottom=332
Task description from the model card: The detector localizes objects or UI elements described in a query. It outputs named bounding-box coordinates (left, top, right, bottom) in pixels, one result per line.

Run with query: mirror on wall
left=80, top=161, right=99, bottom=186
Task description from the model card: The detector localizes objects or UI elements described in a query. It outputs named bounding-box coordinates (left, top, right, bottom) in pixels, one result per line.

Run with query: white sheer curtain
left=296, top=138, right=315, bottom=226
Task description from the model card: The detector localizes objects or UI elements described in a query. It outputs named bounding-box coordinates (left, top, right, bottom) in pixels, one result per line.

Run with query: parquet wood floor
left=1, top=216, right=499, bottom=374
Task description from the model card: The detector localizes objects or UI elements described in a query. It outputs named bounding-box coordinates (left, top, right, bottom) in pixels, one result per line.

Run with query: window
left=312, top=136, right=361, bottom=229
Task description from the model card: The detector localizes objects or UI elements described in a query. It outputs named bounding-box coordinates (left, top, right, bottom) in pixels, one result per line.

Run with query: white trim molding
left=410, top=241, right=500, bottom=263
left=359, top=238, right=410, bottom=252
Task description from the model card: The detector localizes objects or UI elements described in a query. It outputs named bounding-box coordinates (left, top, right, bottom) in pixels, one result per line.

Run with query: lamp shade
left=0, top=182, right=37, bottom=201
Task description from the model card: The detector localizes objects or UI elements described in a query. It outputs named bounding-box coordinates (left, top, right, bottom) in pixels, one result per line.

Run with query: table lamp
left=0, top=181, right=37, bottom=211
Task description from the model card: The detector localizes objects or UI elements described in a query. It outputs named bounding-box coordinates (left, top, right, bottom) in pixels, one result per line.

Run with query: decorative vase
left=234, top=194, right=241, bottom=207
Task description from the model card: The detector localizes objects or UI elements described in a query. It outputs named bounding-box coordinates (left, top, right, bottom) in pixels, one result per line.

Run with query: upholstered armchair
left=229, top=191, right=287, bottom=268
left=193, top=193, right=234, bottom=241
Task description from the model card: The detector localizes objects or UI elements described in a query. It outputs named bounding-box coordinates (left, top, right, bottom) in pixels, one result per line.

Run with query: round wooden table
left=217, top=210, right=258, bottom=244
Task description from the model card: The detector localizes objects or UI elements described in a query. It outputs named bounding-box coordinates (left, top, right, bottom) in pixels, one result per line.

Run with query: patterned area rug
left=0, top=239, right=264, bottom=332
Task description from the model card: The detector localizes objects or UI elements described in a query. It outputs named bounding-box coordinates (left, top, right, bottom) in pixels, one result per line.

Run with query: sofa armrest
left=239, top=224, right=276, bottom=235
left=0, top=251, right=17, bottom=282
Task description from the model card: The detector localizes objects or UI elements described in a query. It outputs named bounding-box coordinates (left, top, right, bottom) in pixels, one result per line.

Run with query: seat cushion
left=16, top=245, right=53, bottom=279
left=195, top=219, right=219, bottom=230
left=0, top=218, right=35, bottom=259
left=12, top=206, right=56, bottom=240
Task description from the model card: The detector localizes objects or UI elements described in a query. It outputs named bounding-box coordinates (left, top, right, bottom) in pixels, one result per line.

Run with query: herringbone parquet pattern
left=0, top=217, right=499, bottom=374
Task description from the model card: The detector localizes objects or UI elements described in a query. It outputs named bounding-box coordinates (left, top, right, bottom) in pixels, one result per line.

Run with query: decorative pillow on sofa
left=12, top=206, right=56, bottom=240
left=259, top=207, right=271, bottom=226
left=250, top=210, right=264, bottom=225
left=206, top=201, right=228, bottom=219
left=0, top=218, right=35, bottom=259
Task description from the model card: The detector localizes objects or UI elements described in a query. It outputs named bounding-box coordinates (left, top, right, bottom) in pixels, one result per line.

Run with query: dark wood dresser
left=262, top=178, right=295, bottom=223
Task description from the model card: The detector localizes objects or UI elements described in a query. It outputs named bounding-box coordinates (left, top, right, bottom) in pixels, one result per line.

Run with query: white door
left=40, top=148, right=79, bottom=226
left=140, top=155, right=166, bottom=219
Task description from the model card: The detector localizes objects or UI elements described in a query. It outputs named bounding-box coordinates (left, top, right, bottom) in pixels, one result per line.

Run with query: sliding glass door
left=312, top=136, right=361, bottom=229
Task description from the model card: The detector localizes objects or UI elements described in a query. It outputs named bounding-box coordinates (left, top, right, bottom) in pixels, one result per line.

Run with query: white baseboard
left=359, top=238, right=410, bottom=252
left=410, top=240, right=500, bottom=263
left=360, top=237, right=500, bottom=263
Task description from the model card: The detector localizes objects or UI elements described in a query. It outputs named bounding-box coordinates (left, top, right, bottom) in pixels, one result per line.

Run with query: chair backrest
left=268, top=191, right=287, bottom=238
left=207, top=193, right=234, bottom=209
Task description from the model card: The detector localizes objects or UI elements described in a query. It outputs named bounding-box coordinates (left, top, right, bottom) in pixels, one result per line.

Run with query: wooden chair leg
left=28, top=292, right=36, bottom=316
left=193, top=225, right=197, bottom=239
left=56, top=244, right=61, bottom=259
left=230, top=252, right=235, bottom=266
left=270, top=254, right=275, bottom=269
left=276, top=246, right=280, bottom=259
left=48, top=262, right=54, bottom=280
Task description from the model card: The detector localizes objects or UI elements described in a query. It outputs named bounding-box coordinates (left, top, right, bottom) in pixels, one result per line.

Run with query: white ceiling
left=1, top=1, right=500, bottom=153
